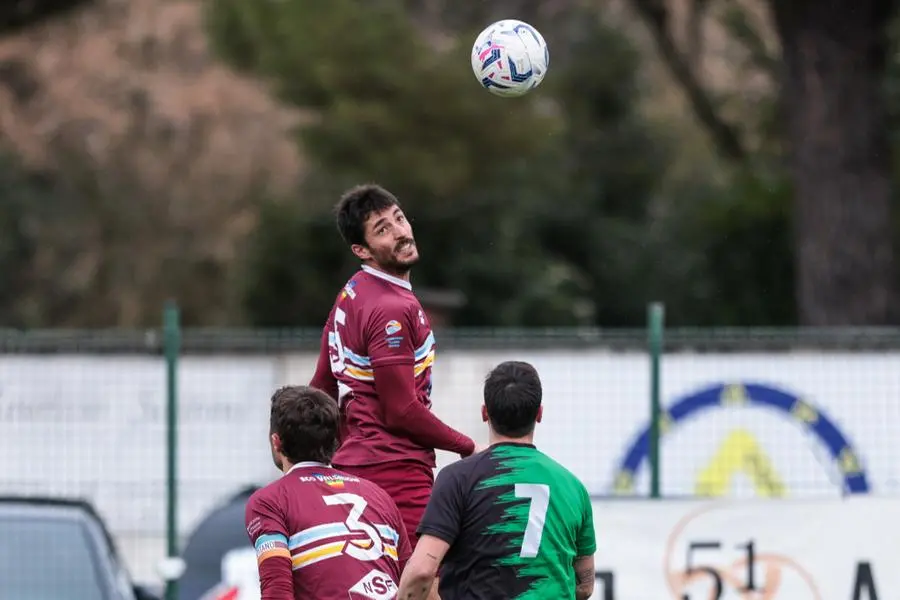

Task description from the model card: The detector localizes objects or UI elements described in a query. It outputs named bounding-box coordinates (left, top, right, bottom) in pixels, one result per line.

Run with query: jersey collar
left=285, top=461, right=330, bottom=475
left=361, top=265, right=412, bottom=290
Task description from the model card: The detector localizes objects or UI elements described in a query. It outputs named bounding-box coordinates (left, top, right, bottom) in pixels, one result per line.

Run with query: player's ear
left=271, top=433, right=282, bottom=453
left=351, top=243, right=372, bottom=261
left=535, top=405, right=543, bottom=423
left=481, top=405, right=488, bottom=423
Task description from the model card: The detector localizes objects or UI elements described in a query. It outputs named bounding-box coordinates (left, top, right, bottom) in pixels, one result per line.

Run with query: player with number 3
left=308, top=184, right=482, bottom=556
left=398, top=361, right=597, bottom=600
left=245, top=386, right=411, bottom=599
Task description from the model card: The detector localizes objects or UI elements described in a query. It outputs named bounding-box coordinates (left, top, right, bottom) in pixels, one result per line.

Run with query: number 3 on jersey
left=324, top=493, right=384, bottom=561
left=515, top=484, right=550, bottom=558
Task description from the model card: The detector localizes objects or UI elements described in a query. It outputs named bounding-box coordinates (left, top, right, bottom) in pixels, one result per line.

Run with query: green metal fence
left=1, top=305, right=898, bottom=591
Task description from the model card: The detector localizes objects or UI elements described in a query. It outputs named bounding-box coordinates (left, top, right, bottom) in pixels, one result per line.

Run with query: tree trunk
left=773, top=0, right=896, bottom=325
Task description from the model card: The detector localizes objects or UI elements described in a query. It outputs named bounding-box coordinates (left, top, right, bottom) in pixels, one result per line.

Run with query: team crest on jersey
left=384, top=320, right=402, bottom=335
left=349, top=569, right=398, bottom=600
left=341, top=280, right=358, bottom=300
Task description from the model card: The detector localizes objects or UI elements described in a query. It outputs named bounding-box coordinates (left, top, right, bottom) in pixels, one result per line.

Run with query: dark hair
left=335, top=184, right=401, bottom=247
left=270, top=386, right=339, bottom=464
left=483, top=361, right=542, bottom=438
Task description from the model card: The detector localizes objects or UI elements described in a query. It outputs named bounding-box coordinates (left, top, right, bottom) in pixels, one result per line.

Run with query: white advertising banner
left=590, top=497, right=891, bottom=600
left=0, top=355, right=280, bottom=534
left=286, top=350, right=900, bottom=499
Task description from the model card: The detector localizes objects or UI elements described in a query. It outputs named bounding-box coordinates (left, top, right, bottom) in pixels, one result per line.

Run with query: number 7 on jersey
left=515, top=484, right=550, bottom=558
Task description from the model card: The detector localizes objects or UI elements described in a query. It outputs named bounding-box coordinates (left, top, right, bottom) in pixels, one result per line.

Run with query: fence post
left=648, top=302, right=665, bottom=499
left=163, top=301, right=181, bottom=600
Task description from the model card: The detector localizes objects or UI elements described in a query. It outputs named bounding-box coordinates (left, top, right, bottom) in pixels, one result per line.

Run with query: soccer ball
left=471, top=19, right=549, bottom=98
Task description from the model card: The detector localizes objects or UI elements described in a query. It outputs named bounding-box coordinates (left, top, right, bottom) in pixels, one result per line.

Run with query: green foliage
left=660, top=166, right=795, bottom=326
left=209, top=0, right=803, bottom=327
left=0, top=158, right=49, bottom=327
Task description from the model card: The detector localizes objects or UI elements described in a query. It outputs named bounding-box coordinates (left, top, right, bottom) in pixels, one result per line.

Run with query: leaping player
left=309, top=183, right=483, bottom=553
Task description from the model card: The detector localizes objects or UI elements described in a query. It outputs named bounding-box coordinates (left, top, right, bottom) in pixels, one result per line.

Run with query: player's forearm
left=574, top=555, right=595, bottom=600
left=258, top=558, right=295, bottom=600
left=374, top=363, right=475, bottom=455
left=395, top=397, right=475, bottom=455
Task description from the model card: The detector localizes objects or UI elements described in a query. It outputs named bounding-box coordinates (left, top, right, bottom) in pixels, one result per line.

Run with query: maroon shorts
left=336, top=460, right=434, bottom=549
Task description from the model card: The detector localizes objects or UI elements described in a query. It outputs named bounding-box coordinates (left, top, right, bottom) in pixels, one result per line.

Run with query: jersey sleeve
left=245, top=490, right=294, bottom=599
left=416, top=464, right=464, bottom=545
left=365, top=303, right=417, bottom=367
left=309, top=324, right=339, bottom=402
left=396, top=514, right=413, bottom=566
left=575, top=485, right=597, bottom=556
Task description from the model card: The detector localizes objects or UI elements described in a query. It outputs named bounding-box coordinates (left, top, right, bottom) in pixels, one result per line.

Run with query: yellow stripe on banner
left=292, top=541, right=345, bottom=569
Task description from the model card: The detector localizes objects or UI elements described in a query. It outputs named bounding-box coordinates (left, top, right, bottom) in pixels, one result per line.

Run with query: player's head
left=335, top=184, right=418, bottom=275
left=481, top=361, right=543, bottom=440
left=268, top=385, right=339, bottom=471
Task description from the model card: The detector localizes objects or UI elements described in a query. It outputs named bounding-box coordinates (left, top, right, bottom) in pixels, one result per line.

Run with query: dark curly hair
left=270, top=385, right=339, bottom=464
left=335, top=184, right=401, bottom=247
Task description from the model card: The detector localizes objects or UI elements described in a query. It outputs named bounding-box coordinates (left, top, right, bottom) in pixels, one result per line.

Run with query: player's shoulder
left=244, top=480, right=288, bottom=534
left=437, top=449, right=497, bottom=485
left=535, top=450, right=591, bottom=498
left=246, top=478, right=284, bottom=508
left=346, top=270, right=415, bottom=312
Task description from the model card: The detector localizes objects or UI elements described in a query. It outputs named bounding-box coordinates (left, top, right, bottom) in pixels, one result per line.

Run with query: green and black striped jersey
left=417, top=442, right=596, bottom=600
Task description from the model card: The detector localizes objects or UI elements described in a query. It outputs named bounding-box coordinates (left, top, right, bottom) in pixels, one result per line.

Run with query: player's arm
left=574, top=554, right=595, bottom=600
left=398, top=466, right=463, bottom=599
left=308, top=325, right=339, bottom=401
left=398, top=535, right=450, bottom=600
left=369, top=307, right=475, bottom=456
left=245, top=492, right=294, bottom=600
left=574, top=485, right=597, bottom=600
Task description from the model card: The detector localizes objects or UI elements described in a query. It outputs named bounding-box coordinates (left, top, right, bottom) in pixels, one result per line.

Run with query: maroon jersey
left=245, top=462, right=411, bottom=600
left=322, top=266, right=438, bottom=467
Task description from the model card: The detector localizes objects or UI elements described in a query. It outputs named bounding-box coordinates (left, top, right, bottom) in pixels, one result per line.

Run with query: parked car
left=179, top=486, right=261, bottom=600
left=0, top=496, right=160, bottom=600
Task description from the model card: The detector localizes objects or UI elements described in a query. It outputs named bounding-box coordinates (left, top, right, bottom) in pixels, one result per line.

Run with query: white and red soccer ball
left=470, top=19, right=549, bottom=98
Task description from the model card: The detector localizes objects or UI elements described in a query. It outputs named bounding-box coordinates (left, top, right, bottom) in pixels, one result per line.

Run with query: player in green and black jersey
left=397, top=361, right=596, bottom=600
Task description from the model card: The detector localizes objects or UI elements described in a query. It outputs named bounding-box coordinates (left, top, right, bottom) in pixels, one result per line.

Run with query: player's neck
left=489, top=433, right=535, bottom=446
left=362, top=261, right=411, bottom=283
left=281, top=460, right=329, bottom=475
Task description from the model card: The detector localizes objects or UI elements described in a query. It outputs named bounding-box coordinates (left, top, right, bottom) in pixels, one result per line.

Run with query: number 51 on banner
left=680, top=540, right=759, bottom=599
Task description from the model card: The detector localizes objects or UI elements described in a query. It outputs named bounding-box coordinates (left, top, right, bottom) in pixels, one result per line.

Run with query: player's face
left=359, top=206, right=419, bottom=274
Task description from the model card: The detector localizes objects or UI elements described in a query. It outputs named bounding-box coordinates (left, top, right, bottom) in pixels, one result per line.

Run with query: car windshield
left=0, top=515, right=109, bottom=600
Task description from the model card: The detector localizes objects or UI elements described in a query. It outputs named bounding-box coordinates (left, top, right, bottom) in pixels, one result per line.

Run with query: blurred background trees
left=1, top=0, right=899, bottom=328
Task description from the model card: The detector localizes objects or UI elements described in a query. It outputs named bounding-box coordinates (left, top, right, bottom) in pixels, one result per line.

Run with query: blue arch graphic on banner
left=614, top=382, right=869, bottom=495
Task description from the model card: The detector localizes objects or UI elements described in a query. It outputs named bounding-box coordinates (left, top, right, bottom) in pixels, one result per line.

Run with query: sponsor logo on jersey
left=299, top=473, right=360, bottom=488
left=386, top=335, right=403, bottom=349
left=384, top=320, right=402, bottom=335
left=341, top=280, right=358, bottom=300
left=349, top=569, right=398, bottom=600
left=417, top=309, right=426, bottom=325
left=246, top=516, right=262, bottom=537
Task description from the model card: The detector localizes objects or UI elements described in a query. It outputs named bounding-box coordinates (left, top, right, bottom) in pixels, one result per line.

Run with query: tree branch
left=628, top=0, right=748, bottom=162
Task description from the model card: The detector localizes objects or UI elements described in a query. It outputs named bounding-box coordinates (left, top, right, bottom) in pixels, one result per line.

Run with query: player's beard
left=373, top=238, right=418, bottom=276
left=271, top=447, right=283, bottom=471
